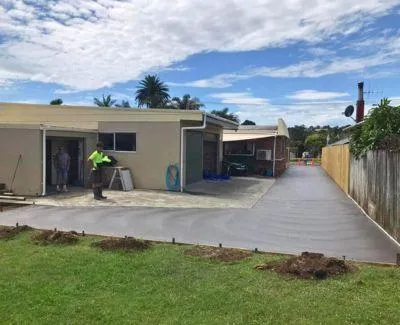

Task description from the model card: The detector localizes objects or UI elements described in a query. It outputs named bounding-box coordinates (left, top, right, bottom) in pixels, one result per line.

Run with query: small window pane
left=115, top=133, right=136, bottom=151
left=98, top=133, right=114, bottom=150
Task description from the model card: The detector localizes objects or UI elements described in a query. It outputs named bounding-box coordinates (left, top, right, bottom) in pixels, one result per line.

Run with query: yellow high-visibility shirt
left=88, top=150, right=111, bottom=169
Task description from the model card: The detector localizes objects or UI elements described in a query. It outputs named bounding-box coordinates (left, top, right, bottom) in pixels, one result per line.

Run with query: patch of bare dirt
left=92, top=237, right=151, bottom=252
left=255, top=252, right=357, bottom=280
left=31, top=230, right=79, bottom=245
left=0, top=225, right=33, bottom=240
left=185, top=245, right=252, bottom=262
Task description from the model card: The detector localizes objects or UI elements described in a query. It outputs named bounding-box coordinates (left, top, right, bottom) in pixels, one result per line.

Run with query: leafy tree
left=210, top=107, right=240, bottom=123
left=169, top=94, right=204, bottom=110
left=94, top=94, right=117, bottom=107
left=115, top=100, right=131, bottom=108
left=50, top=98, right=63, bottom=105
left=350, top=98, right=400, bottom=158
left=241, top=120, right=256, bottom=125
left=289, top=125, right=347, bottom=157
left=135, top=75, right=170, bottom=108
left=304, top=133, right=327, bottom=156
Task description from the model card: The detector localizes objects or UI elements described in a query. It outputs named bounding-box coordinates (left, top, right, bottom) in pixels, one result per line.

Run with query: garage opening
left=203, top=132, right=219, bottom=174
left=45, top=137, right=85, bottom=193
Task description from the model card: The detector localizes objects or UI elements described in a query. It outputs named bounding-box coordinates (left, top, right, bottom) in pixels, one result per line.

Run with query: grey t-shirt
left=55, top=152, right=70, bottom=169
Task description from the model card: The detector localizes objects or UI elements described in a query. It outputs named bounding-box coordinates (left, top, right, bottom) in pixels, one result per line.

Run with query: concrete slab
left=33, top=177, right=274, bottom=209
left=1, top=167, right=399, bottom=264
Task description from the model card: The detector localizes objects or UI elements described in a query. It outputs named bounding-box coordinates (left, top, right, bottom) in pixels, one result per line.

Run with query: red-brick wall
left=224, top=136, right=289, bottom=177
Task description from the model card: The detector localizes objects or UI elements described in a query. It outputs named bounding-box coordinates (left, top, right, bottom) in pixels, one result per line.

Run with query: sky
left=0, top=0, right=400, bottom=126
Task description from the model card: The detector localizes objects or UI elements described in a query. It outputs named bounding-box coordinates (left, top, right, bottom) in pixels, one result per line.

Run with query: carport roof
left=223, top=133, right=276, bottom=142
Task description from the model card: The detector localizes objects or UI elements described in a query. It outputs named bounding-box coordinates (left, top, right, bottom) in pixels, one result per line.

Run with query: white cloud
left=234, top=101, right=354, bottom=126
left=176, top=47, right=400, bottom=88
left=0, top=79, right=14, bottom=88
left=0, top=0, right=398, bottom=91
left=163, top=66, right=191, bottom=72
left=307, top=47, right=335, bottom=56
left=287, top=90, right=350, bottom=101
left=208, top=91, right=354, bottom=126
left=209, top=92, right=269, bottom=105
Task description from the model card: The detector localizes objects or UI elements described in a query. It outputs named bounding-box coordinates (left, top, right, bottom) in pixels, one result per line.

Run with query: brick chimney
left=356, top=82, right=365, bottom=123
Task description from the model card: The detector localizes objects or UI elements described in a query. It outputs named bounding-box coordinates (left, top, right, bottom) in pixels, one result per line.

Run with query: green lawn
left=0, top=231, right=399, bottom=325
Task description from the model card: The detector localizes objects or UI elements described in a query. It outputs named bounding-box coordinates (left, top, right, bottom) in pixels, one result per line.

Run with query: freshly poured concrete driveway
left=1, top=167, right=399, bottom=263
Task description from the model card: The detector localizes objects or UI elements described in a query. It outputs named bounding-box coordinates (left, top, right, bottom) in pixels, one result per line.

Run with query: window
left=98, top=133, right=114, bottom=150
left=256, top=149, right=272, bottom=161
left=115, top=133, right=136, bottom=151
left=97, top=132, right=137, bottom=152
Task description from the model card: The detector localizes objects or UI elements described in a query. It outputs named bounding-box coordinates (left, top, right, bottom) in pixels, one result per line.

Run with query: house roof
left=0, top=103, right=237, bottom=130
left=223, top=118, right=289, bottom=142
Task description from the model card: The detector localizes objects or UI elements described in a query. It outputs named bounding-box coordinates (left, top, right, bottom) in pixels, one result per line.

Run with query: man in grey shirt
left=54, top=147, right=71, bottom=192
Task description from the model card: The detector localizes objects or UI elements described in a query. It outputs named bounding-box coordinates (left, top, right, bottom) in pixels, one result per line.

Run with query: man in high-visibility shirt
left=88, top=141, right=111, bottom=200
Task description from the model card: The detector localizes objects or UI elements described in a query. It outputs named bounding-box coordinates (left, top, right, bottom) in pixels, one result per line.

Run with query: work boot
left=63, top=185, right=68, bottom=192
left=93, top=188, right=101, bottom=200
left=99, top=188, right=107, bottom=200
left=56, top=185, right=61, bottom=192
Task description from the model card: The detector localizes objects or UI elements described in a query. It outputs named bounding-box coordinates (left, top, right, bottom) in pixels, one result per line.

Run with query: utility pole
left=356, top=82, right=365, bottom=123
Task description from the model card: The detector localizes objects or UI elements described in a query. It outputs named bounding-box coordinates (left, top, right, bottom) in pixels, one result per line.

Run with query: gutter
left=180, top=112, right=207, bottom=192
left=272, top=131, right=277, bottom=177
left=40, top=124, right=47, bottom=196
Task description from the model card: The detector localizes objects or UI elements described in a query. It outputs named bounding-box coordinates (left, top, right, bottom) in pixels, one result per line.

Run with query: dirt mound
left=31, top=230, right=79, bottom=245
left=185, top=245, right=252, bottom=262
left=92, top=237, right=151, bottom=252
left=255, top=252, right=357, bottom=279
left=0, top=225, right=33, bottom=240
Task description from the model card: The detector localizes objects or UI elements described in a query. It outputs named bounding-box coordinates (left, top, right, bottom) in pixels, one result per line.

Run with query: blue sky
left=0, top=0, right=400, bottom=126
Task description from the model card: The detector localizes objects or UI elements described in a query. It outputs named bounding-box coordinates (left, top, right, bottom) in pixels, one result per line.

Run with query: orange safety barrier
left=294, top=158, right=320, bottom=167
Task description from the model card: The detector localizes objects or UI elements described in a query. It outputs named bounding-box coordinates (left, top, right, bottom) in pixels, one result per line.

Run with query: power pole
left=356, top=82, right=365, bottom=123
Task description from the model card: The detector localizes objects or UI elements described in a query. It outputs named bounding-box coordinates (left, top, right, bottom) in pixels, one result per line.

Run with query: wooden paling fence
left=322, top=144, right=400, bottom=242
left=321, top=145, right=349, bottom=194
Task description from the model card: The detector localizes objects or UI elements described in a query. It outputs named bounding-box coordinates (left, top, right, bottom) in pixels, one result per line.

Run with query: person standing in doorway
left=54, top=146, right=71, bottom=192
left=88, top=141, right=111, bottom=200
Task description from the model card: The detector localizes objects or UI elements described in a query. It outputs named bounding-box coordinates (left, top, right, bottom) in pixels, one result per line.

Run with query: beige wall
left=99, top=121, right=180, bottom=190
left=321, top=144, right=350, bottom=194
left=0, top=128, right=42, bottom=196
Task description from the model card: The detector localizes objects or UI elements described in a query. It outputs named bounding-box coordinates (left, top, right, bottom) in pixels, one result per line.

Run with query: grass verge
left=0, top=230, right=399, bottom=325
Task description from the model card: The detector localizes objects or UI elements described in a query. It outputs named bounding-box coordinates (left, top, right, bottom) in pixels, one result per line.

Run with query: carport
left=182, top=114, right=238, bottom=190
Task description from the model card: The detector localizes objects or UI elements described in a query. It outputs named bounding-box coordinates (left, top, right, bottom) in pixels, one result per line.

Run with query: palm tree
left=135, top=75, right=170, bottom=108
left=50, top=98, right=63, bottom=105
left=115, top=100, right=131, bottom=108
left=94, top=94, right=116, bottom=107
left=169, top=94, right=204, bottom=110
left=210, top=107, right=240, bottom=123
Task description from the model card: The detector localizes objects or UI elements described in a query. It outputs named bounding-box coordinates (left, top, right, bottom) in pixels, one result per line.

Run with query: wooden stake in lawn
left=397, top=253, right=400, bottom=266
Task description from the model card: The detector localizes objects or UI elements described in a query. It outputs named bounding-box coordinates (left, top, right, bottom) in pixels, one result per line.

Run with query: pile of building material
left=0, top=184, right=33, bottom=206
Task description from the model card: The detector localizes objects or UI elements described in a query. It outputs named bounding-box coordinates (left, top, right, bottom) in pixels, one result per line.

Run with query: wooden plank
left=0, top=195, right=26, bottom=201
left=0, top=199, right=33, bottom=205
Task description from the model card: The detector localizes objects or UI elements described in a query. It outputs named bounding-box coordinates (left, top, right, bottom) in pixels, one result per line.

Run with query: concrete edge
left=346, top=193, right=400, bottom=250
left=1, top=223, right=398, bottom=267
left=320, top=165, right=400, bottom=251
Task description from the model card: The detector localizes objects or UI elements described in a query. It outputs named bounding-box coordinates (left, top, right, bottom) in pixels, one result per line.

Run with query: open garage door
left=203, top=133, right=219, bottom=174
left=185, top=131, right=203, bottom=185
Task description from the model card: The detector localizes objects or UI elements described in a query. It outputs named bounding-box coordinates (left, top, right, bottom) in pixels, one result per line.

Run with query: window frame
left=98, top=132, right=115, bottom=151
left=97, top=131, right=137, bottom=153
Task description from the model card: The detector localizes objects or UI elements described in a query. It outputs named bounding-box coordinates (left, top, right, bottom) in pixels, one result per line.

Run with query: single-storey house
left=0, top=103, right=237, bottom=196
left=223, top=119, right=290, bottom=176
